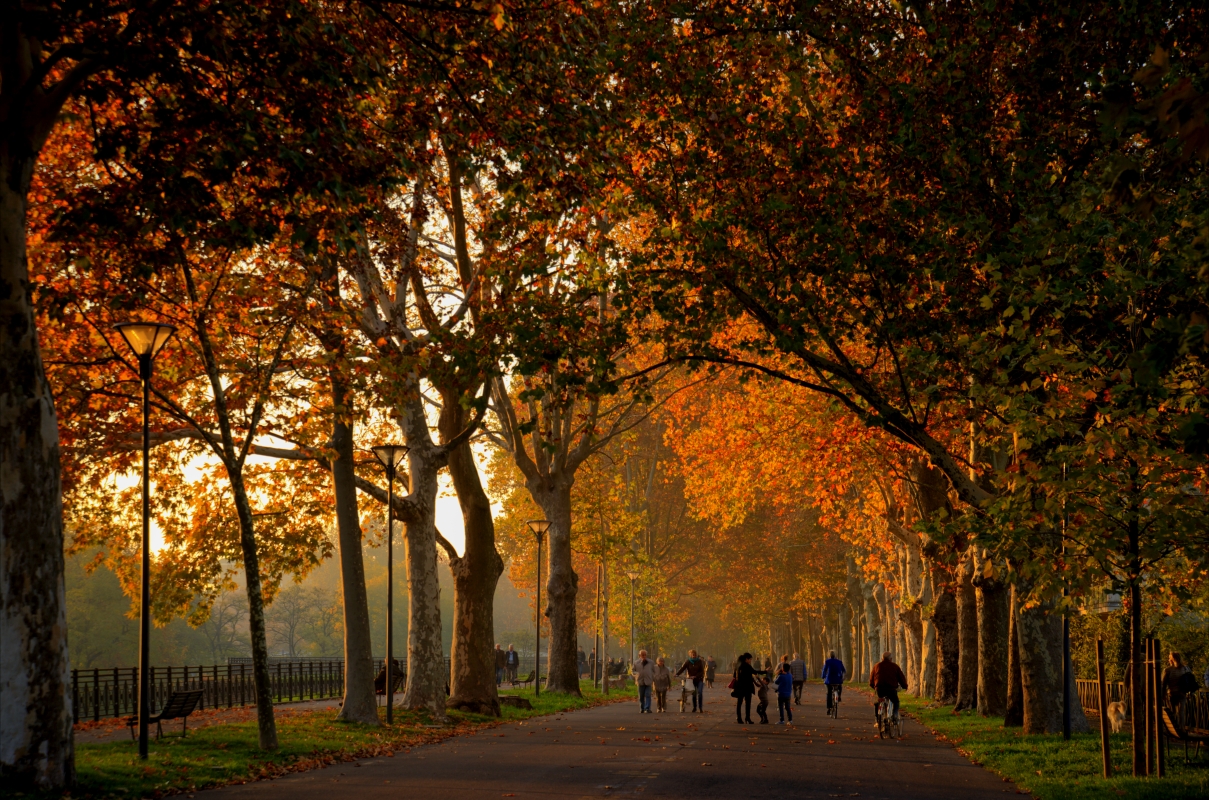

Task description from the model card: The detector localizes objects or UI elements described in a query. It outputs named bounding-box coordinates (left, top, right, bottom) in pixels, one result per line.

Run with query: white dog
left=1107, top=697, right=1129, bottom=734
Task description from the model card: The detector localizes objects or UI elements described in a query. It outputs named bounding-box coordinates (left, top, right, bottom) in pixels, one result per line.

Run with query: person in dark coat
left=494, top=644, right=507, bottom=685
left=731, top=652, right=768, bottom=724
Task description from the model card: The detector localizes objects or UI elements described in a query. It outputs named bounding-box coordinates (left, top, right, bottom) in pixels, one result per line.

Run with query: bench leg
left=183, top=717, right=188, bottom=738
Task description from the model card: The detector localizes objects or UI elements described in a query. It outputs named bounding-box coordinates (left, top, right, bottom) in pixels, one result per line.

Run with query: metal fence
left=71, top=660, right=349, bottom=723
left=1075, top=679, right=1208, bottom=730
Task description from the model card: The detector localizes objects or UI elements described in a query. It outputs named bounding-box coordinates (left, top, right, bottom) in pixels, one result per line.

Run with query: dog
left=677, top=682, right=692, bottom=712
left=1107, top=697, right=1129, bottom=733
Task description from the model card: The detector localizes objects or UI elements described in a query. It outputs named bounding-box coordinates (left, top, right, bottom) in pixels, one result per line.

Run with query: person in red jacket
left=869, top=651, right=908, bottom=721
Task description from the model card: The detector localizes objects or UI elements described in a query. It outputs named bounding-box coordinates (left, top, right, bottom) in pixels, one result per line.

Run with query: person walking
left=632, top=650, right=656, bottom=713
left=731, top=653, right=767, bottom=724
left=774, top=663, right=794, bottom=724
left=653, top=656, right=673, bottom=712
left=755, top=674, right=772, bottom=724
left=505, top=644, right=520, bottom=684
left=789, top=652, right=808, bottom=704
left=706, top=655, right=717, bottom=688
left=675, top=649, right=707, bottom=712
left=822, top=649, right=846, bottom=713
left=494, top=644, right=507, bottom=685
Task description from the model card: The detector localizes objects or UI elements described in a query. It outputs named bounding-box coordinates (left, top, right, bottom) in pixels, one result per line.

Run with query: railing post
left=90, top=667, right=98, bottom=722
left=71, top=669, right=79, bottom=725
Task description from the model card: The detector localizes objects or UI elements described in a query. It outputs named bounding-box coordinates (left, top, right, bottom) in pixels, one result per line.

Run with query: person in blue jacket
left=773, top=663, right=795, bottom=724
left=821, top=650, right=846, bottom=713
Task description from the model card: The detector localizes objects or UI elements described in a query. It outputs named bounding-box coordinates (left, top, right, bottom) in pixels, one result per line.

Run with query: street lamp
left=527, top=520, right=551, bottom=696
left=372, top=444, right=409, bottom=724
left=626, top=571, right=639, bottom=666
left=113, top=321, right=176, bottom=760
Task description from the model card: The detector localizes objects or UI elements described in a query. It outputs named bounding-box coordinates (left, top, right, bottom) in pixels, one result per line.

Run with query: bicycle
left=874, top=696, right=902, bottom=739
left=826, top=684, right=841, bottom=719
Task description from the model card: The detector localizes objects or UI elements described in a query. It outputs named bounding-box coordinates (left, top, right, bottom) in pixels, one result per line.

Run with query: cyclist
left=821, top=649, right=846, bottom=713
left=869, top=651, right=908, bottom=723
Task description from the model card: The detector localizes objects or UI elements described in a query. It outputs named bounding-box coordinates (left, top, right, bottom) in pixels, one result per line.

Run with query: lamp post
left=372, top=444, right=409, bottom=724
left=527, top=520, right=551, bottom=696
left=114, top=322, right=176, bottom=760
left=626, top=571, right=638, bottom=667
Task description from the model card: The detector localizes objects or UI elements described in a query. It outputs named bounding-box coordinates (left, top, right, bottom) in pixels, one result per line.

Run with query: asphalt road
left=204, top=683, right=1018, bottom=799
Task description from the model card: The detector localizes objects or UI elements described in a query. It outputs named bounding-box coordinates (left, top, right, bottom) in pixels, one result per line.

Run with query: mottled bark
left=1, top=139, right=74, bottom=788
left=328, top=395, right=377, bottom=725
left=972, top=553, right=1009, bottom=718
left=398, top=397, right=448, bottom=720
left=442, top=405, right=504, bottom=715
left=530, top=481, right=580, bottom=693
left=837, top=602, right=853, bottom=671
left=919, top=567, right=938, bottom=699
left=864, top=581, right=882, bottom=676
left=1015, top=575, right=1063, bottom=734
left=954, top=551, right=979, bottom=711
left=932, top=580, right=959, bottom=705
left=1004, top=582, right=1024, bottom=726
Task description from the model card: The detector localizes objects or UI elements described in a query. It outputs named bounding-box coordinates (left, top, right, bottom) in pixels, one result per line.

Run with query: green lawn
left=894, top=691, right=1209, bottom=800
left=26, top=682, right=634, bottom=799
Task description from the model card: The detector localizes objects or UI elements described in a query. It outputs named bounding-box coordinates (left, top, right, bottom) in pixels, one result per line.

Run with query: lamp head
left=527, top=519, right=551, bottom=539
left=372, top=444, right=410, bottom=474
left=114, top=322, right=176, bottom=360
left=626, top=571, right=639, bottom=581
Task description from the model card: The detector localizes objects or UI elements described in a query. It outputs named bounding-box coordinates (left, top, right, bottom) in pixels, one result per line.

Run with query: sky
left=130, top=442, right=491, bottom=557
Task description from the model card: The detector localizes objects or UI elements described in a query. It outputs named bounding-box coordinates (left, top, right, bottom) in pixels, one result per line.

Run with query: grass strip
left=896, top=691, right=1208, bottom=799
left=22, top=681, right=635, bottom=800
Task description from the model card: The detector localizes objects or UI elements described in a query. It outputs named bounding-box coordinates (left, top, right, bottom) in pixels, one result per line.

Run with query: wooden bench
left=1161, top=707, right=1209, bottom=762
left=125, top=689, right=204, bottom=740
left=513, top=670, right=536, bottom=688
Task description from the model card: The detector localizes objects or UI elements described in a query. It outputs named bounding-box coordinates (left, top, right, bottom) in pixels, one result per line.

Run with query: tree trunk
left=532, top=481, right=580, bottom=694
left=398, top=398, right=448, bottom=720
left=1015, top=577, right=1063, bottom=734
left=837, top=603, right=853, bottom=671
left=933, top=581, right=959, bottom=704
left=328, top=392, right=377, bottom=725
left=228, top=472, right=278, bottom=749
left=1128, top=554, right=1145, bottom=775
left=864, top=581, right=881, bottom=674
left=443, top=426, right=504, bottom=715
left=954, top=552, right=979, bottom=711
left=0, top=155, right=74, bottom=789
left=1065, top=635, right=1091, bottom=733
left=901, top=601, right=923, bottom=694
left=919, top=567, right=938, bottom=699
left=1004, top=582, right=1024, bottom=726
left=972, top=554, right=1009, bottom=717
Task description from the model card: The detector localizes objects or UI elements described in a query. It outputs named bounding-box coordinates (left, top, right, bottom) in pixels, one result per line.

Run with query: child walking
left=774, top=663, right=794, bottom=724
left=756, top=675, right=772, bottom=723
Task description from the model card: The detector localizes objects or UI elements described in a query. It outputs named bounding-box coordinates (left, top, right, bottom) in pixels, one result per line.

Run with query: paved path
left=202, top=683, right=1015, bottom=799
